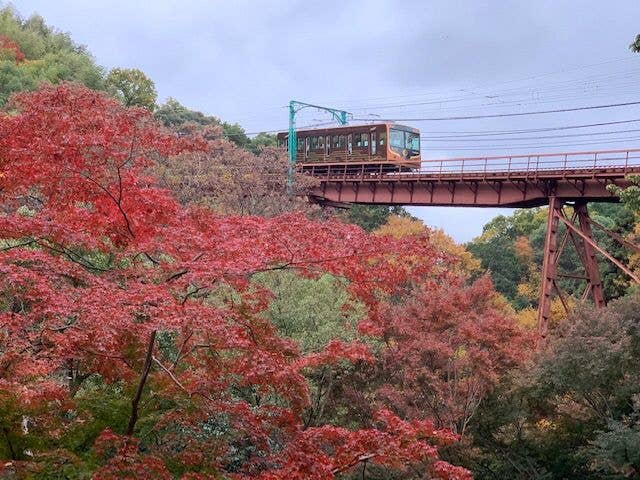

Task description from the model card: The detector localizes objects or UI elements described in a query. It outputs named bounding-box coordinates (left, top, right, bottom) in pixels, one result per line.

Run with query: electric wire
left=422, top=128, right=640, bottom=142
left=422, top=136, right=640, bottom=151
left=418, top=119, right=640, bottom=137
left=352, top=100, right=640, bottom=122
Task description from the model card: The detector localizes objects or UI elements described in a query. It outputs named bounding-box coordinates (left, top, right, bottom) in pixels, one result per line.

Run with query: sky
left=11, top=0, right=640, bottom=241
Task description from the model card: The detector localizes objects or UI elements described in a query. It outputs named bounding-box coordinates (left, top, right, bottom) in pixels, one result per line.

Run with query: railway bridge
left=309, top=149, right=640, bottom=337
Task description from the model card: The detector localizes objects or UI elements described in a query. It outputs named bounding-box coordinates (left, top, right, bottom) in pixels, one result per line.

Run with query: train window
left=297, top=137, right=304, bottom=151
left=348, top=134, right=353, bottom=154
left=331, top=135, right=345, bottom=149
left=354, top=133, right=369, bottom=148
left=318, top=136, right=325, bottom=149
left=379, top=132, right=386, bottom=146
left=371, top=132, right=376, bottom=155
left=310, top=137, right=318, bottom=149
left=390, top=129, right=404, bottom=149
left=406, top=132, right=420, bottom=151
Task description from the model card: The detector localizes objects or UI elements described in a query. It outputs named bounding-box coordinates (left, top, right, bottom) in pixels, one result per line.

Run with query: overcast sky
left=12, top=0, right=640, bottom=241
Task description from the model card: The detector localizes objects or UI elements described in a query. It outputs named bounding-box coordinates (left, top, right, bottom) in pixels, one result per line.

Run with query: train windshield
left=390, top=128, right=420, bottom=153
left=406, top=132, right=420, bottom=152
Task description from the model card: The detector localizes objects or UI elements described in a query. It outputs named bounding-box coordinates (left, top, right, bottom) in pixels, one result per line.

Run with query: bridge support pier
left=537, top=198, right=639, bottom=338
left=537, top=199, right=608, bottom=338
left=538, top=197, right=561, bottom=339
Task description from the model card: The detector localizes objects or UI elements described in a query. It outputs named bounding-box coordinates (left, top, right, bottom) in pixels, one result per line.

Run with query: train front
left=388, top=124, right=421, bottom=169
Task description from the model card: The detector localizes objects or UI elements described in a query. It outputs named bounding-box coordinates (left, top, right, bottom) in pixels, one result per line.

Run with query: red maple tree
left=0, top=84, right=471, bottom=479
left=343, top=275, right=532, bottom=438
left=0, top=35, right=25, bottom=63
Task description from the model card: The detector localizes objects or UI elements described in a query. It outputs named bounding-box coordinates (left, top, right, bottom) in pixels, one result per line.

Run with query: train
left=277, top=123, right=421, bottom=174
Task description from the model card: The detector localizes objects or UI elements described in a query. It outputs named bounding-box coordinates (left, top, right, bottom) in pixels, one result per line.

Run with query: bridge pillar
left=538, top=197, right=561, bottom=339
left=575, top=202, right=606, bottom=309
left=537, top=199, right=633, bottom=338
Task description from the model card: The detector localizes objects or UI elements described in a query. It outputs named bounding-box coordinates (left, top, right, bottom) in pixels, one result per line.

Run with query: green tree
left=249, top=131, right=277, bottom=152
left=0, top=5, right=104, bottom=105
left=254, top=270, right=364, bottom=352
left=339, top=205, right=413, bottom=232
left=631, top=34, right=640, bottom=52
left=465, top=293, right=640, bottom=479
left=608, top=175, right=640, bottom=212
left=154, top=97, right=212, bottom=129
left=105, top=67, right=157, bottom=110
left=468, top=205, right=636, bottom=308
left=587, top=398, right=640, bottom=478
left=155, top=97, right=268, bottom=152
left=467, top=234, right=524, bottom=302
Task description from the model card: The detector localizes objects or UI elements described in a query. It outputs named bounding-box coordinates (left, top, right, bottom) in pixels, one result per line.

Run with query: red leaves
left=0, top=83, right=202, bottom=252
left=0, top=35, right=24, bottom=63
left=370, top=274, right=532, bottom=434
left=242, top=409, right=470, bottom=480
left=0, top=84, right=471, bottom=479
left=295, top=340, right=372, bottom=371
left=94, top=429, right=173, bottom=480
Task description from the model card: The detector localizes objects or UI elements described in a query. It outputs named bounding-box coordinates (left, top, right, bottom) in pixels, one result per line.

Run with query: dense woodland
left=0, top=5, right=640, bottom=479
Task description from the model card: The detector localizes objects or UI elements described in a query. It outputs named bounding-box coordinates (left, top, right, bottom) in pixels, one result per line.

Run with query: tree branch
left=126, top=330, right=156, bottom=436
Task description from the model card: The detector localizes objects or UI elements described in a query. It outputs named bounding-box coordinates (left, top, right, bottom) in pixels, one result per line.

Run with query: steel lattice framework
left=308, top=148, right=640, bottom=335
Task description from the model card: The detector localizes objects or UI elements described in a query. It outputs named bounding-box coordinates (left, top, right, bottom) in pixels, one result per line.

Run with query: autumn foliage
left=0, top=35, right=24, bottom=63
left=372, top=276, right=532, bottom=435
left=0, top=84, right=480, bottom=478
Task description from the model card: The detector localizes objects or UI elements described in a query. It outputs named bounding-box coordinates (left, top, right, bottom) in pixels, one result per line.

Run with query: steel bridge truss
left=537, top=198, right=640, bottom=338
left=308, top=148, right=640, bottom=335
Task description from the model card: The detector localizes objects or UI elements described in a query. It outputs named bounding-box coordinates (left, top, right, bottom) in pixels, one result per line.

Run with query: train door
left=371, top=132, right=377, bottom=156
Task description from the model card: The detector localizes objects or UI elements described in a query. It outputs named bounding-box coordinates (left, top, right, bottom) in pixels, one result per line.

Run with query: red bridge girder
left=306, top=148, right=640, bottom=339
left=309, top=149, right=640, bottom=208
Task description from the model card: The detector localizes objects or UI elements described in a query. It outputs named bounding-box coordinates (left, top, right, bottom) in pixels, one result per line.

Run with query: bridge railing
left=307, top=148, right=640, bottom=179
left=422, top=149, right=640, bottom=175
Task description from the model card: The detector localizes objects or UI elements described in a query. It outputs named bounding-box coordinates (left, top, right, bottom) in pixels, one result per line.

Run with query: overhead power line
left=308, top=56, right=637, bottom=108
left=423, top=136, right=640, bottom=151
left=352, top=101, right=640, bottom=122
left=419, top=119, right=640, bottom=137
left=423, top=128, right=640, bottom=142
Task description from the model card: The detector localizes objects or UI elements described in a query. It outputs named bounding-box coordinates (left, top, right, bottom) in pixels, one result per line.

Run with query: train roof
left=276, top=122, right=419, bottom=137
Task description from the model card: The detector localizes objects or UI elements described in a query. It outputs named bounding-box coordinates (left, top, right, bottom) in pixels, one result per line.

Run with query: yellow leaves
left=453, top=346, right=468, bottom=359
left=374, top=216, right=482, bottom=276
left=516, top=308, right=537, bottom=330
left=535, top=418, right=556, bottom=431
left=374, top=215, right=425, bottom=238
left=516, top=298, right=570, bottom=330
left=517, top=280, right=538, bottom=302
left=431, top=229, right=482, bottom=276
left=491, top=293, right=516, bottom=315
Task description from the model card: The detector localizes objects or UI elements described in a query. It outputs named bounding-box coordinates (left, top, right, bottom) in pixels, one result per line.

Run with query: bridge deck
left=310, top=149, right=640, bottom=208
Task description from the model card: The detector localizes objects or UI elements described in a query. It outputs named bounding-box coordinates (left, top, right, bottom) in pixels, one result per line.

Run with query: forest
left=1, top=5, right=640, bottom=479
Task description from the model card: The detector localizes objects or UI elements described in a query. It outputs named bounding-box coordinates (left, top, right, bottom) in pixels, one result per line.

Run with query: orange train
left=277, top=123, right=421, bottom=174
